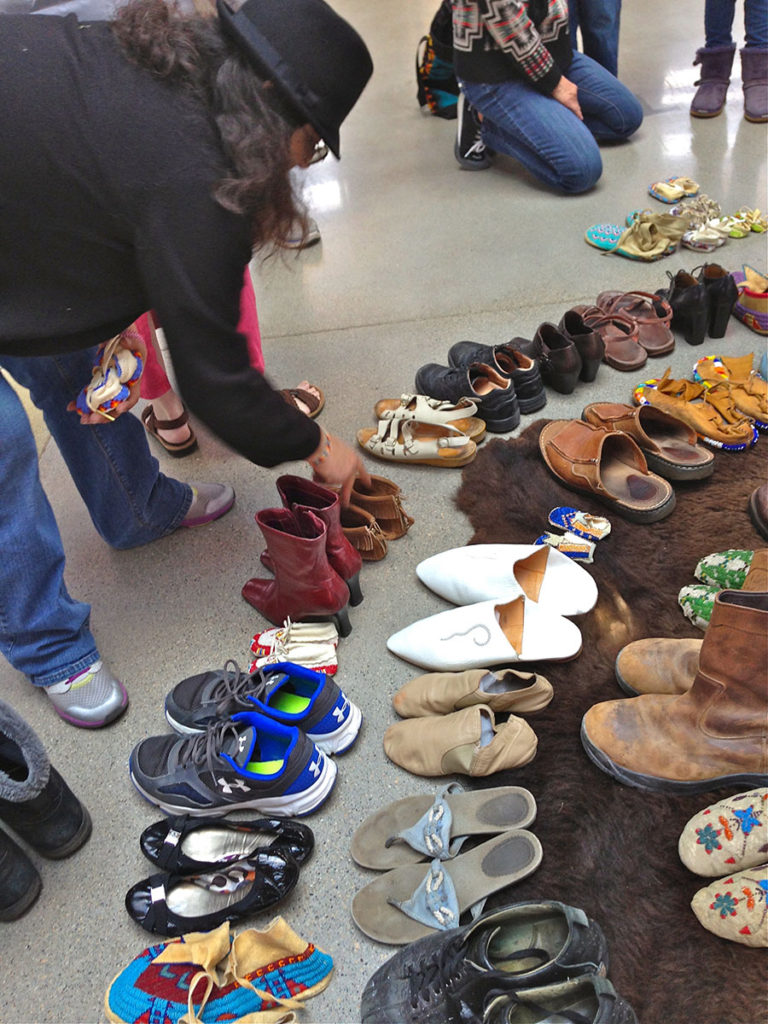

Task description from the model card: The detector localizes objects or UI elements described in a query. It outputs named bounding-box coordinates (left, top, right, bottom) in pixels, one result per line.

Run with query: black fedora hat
left=217, top=0, right=373, bottom=158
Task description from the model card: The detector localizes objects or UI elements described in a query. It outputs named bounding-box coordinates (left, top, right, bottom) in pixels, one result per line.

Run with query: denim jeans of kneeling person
left=459, top=51, right=643, bottom=194
left=0, top=347, right=192, bottom=686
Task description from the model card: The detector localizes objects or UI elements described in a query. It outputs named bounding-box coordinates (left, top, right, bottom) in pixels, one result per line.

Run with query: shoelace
left=177, top=718, right=248, bottom=773
left=408, top=933, right=470, bottom=1008
left=207, top=659, right=269, bottom=716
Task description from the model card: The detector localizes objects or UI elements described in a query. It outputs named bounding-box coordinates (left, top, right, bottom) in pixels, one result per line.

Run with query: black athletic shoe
left=455, top=92, right=491, bottom=169
left=129, top=713, right=337, bottom=819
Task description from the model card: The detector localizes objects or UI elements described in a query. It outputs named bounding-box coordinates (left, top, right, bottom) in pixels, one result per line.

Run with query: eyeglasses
left=309, top=140, right=329, bottom=164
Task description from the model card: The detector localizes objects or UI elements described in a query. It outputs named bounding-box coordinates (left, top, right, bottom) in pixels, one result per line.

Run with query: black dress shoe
left=697, top=263, right=739, bottom=338
left=414, top=361, right=520, bottom=432
left=522, top=323, right=582, bottom=394
left=447, top=340, right=546, bottom=413
left=558, top=310, right=605, bottom=382
left=656, top=269, right=709, bottom=345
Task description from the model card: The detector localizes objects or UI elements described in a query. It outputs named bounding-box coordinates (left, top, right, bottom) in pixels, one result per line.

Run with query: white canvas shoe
left=416, top=544, right=597, bottom=616
left=386, top=595, right=582, bottom=671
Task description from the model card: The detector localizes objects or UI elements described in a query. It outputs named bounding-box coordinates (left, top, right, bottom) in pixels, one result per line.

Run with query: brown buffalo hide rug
left=453, top=420, right=767, bottom=1024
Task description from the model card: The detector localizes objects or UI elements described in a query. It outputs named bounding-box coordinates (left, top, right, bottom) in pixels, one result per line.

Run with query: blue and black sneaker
left=129, top=712, right=337, bottom=818
left=165, top=660, right=362, bottom=755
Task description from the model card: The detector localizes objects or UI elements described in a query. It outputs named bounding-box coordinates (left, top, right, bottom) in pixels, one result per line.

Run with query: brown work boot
left=581, top=591, right=768, bottom=793
left=615, top=637, right=701, bottom=696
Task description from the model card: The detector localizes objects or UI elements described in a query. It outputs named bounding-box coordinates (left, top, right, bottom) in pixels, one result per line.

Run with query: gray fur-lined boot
left=0, top=699, right=92, bottom=859
left=690, top=45, right=736, bottom=117
left=741, top=47, right=768, bottom=123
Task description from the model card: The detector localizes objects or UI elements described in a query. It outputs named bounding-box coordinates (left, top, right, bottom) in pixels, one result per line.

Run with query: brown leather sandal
left=595, top=291, right=675, bottom=356
left=141, top=404, right=198, bottom=458
left=279, top=384, right=325, bottom=419
left=538, top=419, right=676, bottom=523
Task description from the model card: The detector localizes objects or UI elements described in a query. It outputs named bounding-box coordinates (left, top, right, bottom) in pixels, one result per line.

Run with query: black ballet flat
left=139, top=813, right=314, bottom=873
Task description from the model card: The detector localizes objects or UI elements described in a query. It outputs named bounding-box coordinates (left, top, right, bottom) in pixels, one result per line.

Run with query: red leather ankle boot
left=266, top=474, right=363, bottom=606
left=242, top=507, right=352, bottom=636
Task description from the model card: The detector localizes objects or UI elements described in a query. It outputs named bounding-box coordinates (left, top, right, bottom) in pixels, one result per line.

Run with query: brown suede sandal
left=141, top=404, right=198, bottom=458
left=279, top=384, right=325, bottom=419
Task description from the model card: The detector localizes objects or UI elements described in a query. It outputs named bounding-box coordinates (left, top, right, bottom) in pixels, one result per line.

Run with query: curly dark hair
left=111, top=0, right=307, bottom=250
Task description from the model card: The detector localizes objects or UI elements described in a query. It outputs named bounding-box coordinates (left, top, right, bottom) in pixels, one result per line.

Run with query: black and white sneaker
left=455, top=92, right=491, bottom=170
left=129, top=713, right=337, bottom=818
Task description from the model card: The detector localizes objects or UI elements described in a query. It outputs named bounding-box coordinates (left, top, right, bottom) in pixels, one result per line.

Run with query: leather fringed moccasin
left=538, top=419, right=676, bottom=524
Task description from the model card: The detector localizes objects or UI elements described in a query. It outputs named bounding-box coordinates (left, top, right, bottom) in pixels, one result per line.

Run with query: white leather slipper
left=386, top=595, right=582, bottom=671
left=416, top=544, right=598, bottom=616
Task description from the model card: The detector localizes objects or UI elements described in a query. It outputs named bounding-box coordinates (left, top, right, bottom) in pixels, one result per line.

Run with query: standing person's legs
left=0, top=349, right=193, bottom=550
left=744, top=0, right=768, bottom=47
left=0, top=370, right=126, bottom=725
left=238, top=266, right=265, bottom=374
left=705, top=0, right=738, bottom=46
left=569, top=0, right=622, bottom=77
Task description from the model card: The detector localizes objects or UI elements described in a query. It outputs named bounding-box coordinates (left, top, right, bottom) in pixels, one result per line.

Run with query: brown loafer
left=582, top=401, right=715, bottom=480
left=538, top=419, right=676, bottom=523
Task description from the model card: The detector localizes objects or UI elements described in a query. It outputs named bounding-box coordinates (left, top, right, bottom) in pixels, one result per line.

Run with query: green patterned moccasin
left=694, top=549, right=755, bottom=589
left=678, top=583, right=719, bottom=630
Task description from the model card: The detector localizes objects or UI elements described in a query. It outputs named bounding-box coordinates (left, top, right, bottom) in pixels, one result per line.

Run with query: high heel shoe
left=521, top=323, right=582, bottom=394
left=695, top=263, right=739, bottom=338
left=655, top=269, right=709, bottom=346
left=242, top=507, right=352, bottom=637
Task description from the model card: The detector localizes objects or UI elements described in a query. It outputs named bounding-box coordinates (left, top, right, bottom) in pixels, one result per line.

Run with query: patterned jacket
left=452, top=0, right=572, bottom=94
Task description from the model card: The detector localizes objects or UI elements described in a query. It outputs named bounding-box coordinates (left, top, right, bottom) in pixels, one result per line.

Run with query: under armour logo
left=237, top=734, right=248, bottom=753
left=217, top=776, right=250, bottom=794
left=308, top=756, right=323, bottom=778
left=332, top=698, right=349, bottom=723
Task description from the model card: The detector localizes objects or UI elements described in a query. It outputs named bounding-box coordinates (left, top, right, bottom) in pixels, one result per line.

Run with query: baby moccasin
left=694, top=548, right=756, bottom=589
left=125, top=849, right=300, bottom=937
left=392, top=667, right=553, bottom=718
left=416, top=543, right=597, bottom=616
left=350, top=781, right=537, bottom=871
left=679, top=788, right=768, bottom=876
left=691, top=865, right=768, bottom=947
left=383, top=705, right=538, bottom=778
left=139, top=814, right=315, bottom=873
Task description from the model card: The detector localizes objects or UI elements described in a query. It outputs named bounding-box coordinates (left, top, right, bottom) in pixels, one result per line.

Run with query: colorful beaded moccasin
left=104, top=918, right=334, bottom=1023
left=533, top=531, right=595, bottom=563
left=690, top=865, right=768, bottom=947
left=694, top=549, right=756, bottom=589
left=678, top=583, right=719, bottom=630
left=679, top=788, right=768, bottom=877
left=547, top=506, right=612, bottom=541
left=634, top=370, right=759, bottom=451
left=731, top=266, right=768, bottom=336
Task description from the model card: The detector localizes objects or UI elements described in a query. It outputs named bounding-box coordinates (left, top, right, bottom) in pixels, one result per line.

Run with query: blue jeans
left=460, top=52, right=643, bottom=194
left=705, top=0, right=768, bottom=49
left=0, top=348, right=192, bottom=686
left=569, top=0, right=622, bottom=76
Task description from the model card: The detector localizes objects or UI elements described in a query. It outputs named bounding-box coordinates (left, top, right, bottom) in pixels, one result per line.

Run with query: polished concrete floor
left=1, top=3, right=767, bottom=1022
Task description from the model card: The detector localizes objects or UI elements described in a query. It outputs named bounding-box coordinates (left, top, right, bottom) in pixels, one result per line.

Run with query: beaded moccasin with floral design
left=679, top=788, right=768, bottom=876
left=691, top=865, right=768, bottom=947
left=694, top=549, right=755, bottom=589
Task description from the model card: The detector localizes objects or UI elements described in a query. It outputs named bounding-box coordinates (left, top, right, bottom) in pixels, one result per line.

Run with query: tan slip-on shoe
left=679, top=788, right=768, bottom=876
left=614, top=637, right=701, bottom=696
left=691, top=865, right=768, bottom=947
left=383, top=705, right=537, bottom=778
left=392, top=668, right=553, bottom=717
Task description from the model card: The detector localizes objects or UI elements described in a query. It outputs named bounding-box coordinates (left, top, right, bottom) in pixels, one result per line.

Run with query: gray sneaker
left=44, top=660, right=128, bottom=728
left=180, top=482, right=235, bottom=528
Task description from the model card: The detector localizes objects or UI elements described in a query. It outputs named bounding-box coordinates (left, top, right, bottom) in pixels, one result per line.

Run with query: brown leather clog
left=582, top=401, right=714, bottom=480
left=538, top=419, right=676, bottom=523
